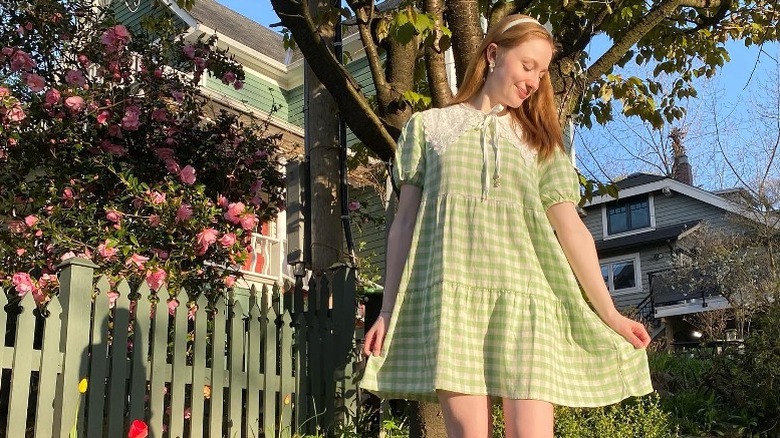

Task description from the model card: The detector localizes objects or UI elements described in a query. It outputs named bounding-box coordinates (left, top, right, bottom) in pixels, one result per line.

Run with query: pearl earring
left=488, top=61, right=495, bottom=73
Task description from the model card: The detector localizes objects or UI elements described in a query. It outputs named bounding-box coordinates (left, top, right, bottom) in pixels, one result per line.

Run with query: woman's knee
left=436, top=390, right=492, bottom=438
left=501, top=398, right=553, bottom=438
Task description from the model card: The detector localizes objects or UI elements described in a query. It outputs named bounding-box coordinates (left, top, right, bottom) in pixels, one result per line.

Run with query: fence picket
left=306, top=275, right=322, bottom=435
left=228, top=298, right=244, bottom=437
left=129, top=285, right=153, bottom=424
left=189, top=295, right=209, bottom=438
left=149, top=290, right=170, bottom=436
left=209, top=297, right=228, bottom=438
left=279, top=284, right=294, bottom=438
left=107, top=280, right=132, bottom=437
left=6, top=293, right=36, bottom=438
left=292, top=276, right=309, bottom=432
left=319, top=274, right=336, bottom=432
left=169, top=289, right=189, bottom=438
left=0, top=290, right=7, bottom=393
left=246, top=287, right=262, bottom=438
left=34, top=295, right=62, bottom=438
left=86, top=283, right=111, bottom=438
left=262, top=285, right=277, bottom=437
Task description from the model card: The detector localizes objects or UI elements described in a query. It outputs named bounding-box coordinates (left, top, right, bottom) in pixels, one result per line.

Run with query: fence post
left=53, top=257, right=98, bottom=438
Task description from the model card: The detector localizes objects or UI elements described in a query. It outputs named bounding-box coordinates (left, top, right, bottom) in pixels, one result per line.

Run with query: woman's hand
left=604, top=313, right=651, bottom=349
left=363, top=312, right=390, bottom=357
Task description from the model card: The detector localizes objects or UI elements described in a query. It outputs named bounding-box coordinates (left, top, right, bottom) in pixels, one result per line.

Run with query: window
left=606, top=195, right=652, bottom=235
left=600, top=254, right=641, bottom=294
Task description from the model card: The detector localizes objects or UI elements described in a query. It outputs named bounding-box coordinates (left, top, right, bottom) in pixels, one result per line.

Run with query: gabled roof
left=584, top=172, right=760, bottom=223
left=188, top=0, right=288, bottom=63
left=596, top=220, right=702, bottom=254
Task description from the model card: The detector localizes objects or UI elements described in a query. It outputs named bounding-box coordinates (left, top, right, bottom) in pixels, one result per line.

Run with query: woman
left=360, top=14, right=653, bottom=437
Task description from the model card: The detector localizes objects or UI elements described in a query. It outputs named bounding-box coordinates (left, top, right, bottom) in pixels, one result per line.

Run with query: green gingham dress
left=360, top=104, right=653, bottom=406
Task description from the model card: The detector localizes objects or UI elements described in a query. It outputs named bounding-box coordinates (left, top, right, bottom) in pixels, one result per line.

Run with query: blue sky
left=216, top=0, right=778, bottom=189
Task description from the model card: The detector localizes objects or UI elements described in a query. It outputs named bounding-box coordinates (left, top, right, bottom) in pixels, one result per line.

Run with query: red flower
left=127, top=419, right=148, bottom=438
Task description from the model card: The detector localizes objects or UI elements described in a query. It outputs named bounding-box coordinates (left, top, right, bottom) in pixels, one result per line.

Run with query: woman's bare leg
left=436, top=390, right=492, bottom=438
left=501, top=399, right=553, bottom=438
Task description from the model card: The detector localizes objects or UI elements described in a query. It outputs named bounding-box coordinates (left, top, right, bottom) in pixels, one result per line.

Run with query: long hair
left=450, top=14, right=562, bottom=160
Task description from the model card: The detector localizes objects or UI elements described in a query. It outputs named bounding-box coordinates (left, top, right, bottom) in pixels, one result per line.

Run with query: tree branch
left=445, top=0, right=482, bottom=86
left=270, top=0, right=396, bottom=160
left=347, top=0, right=392, bottom=106
left=424, top=0, right=453, bottom=107
left=584, top=0, right=721, bottom=84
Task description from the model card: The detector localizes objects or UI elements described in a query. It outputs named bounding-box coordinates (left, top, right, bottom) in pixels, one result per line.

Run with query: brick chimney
left=670, top=128, right=693, bottom=185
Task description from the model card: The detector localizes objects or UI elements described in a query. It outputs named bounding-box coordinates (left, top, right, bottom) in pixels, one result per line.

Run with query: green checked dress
left=360, top=104, right=653, bottom=406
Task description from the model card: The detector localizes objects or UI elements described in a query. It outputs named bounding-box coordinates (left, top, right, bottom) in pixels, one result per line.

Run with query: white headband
left=503, top=17, right=551, bottom=34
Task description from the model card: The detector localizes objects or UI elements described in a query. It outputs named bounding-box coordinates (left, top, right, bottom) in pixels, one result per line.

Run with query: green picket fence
left=0, top=258, right=359, bottom=438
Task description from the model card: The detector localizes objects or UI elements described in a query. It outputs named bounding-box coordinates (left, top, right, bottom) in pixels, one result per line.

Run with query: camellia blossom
left=219, top=233, right=237, bottom=247
left=195, top=228, right=219, bottom=256
left=148, top=214, right=161, bottom=227
left=126, top=253, right=150, bottom=269
left=96, top=110, right=111, bottom=124
left=9, top=49, right=36, bottom=72
left=148, top=190, right=166, bottom=205
left=7, top=105, right=25, bottom=122
left=224, top=275, right=236, bottom=288
left=179, top=165, right=196, bottom=185
left=167, top=299, right=179, bottom=316
left=12, top=272, right=35, bottom=296
left=221, top=71, right=236, bottom=84
left=65, top=69, right=86, bottom=87
left=24, top=215, right=38, bottom=228
left=25, top=73, right=46, bottom=92
left=97, top=240, right=118, bottom=260
left=145, top=268, right=167, bottom=291
left=224, top=202, right=245, bottom=224
left=348, top=200, right=361, bottom=211
left=45, top=88, right=61, bottom=105
left=100, top=24, right=131, bottom=53
left=239, top=213, right=258, bottom=231
left=64, top=96, right=85, bottom=112
left=176, top=204, right=193, bottom=222
left=121, top=106, right=141, bottom=131
left=127, top=419, right=148, bottom=438
left=105, top=209, right=122, bottom=223
left=182, top=44, right=195, bottom=59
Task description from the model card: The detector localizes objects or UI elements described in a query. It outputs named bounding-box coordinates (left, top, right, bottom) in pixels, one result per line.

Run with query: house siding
left=112, top=0, right=186, bottom=35
left=204, top=70, right=289, bottom=121
left=284, top=84, right=304, bottom=128
left=350, top=187, right=387, bottom=287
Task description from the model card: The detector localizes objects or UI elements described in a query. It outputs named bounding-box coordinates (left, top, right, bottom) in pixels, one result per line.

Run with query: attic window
left=606, top=194, right=651, bottom=235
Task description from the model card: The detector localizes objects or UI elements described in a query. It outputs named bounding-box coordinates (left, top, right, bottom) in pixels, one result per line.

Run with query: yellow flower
left=78, top=378, right=88, bottom=394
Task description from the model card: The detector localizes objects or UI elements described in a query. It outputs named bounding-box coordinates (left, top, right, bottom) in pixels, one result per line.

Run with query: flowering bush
left=0, top=0, right=285, bottom=304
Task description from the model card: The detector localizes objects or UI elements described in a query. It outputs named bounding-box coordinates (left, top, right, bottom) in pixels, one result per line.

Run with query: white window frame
left=600, top=253, right=642, bottom=296
left=601, top=194, right=656, bottom=240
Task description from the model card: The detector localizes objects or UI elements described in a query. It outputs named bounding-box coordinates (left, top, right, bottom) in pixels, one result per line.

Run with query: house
left=581, top=156, right=761, bottom=344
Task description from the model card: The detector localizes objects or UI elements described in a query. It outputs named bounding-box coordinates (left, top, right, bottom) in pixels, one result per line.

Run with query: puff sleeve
left=392, top=112, right=426, bottom=188
left=538, top=146, right=581, bottom=211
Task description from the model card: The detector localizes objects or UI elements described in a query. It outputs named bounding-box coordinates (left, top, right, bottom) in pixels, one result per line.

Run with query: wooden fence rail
left=0, top=258, right=359, bottom=438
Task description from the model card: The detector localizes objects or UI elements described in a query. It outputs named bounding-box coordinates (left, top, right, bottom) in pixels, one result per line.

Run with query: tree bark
left=444, top=0, right=482, bottom=87
left=408, top=401, right=448, bottom=438
left=305, top=0, right=343, bottom=271
left=424, top=0, right=453, bottom=107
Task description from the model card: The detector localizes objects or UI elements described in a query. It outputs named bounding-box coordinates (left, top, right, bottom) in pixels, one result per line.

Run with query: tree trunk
left=408, top=401, right=448, bottom=438
left=306, top=0, right=343, bottom=272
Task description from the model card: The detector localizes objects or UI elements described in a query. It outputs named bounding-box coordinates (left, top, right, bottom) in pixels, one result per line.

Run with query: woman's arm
left=545, top=201, right=650, bottom=349
left=363, top=184, right=422, bottom=356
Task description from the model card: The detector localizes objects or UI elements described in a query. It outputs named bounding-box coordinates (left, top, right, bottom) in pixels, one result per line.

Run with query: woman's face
left=484, top=37, right=553, bottom=109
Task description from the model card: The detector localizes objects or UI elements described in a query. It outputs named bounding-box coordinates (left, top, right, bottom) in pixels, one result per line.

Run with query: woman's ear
left=485, top=43, right=498, bottom=65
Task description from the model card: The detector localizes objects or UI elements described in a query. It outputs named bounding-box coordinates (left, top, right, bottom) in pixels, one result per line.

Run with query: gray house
left=581, top=159, right=759, bottom=341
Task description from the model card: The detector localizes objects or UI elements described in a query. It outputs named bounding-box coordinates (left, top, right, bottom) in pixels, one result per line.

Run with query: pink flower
left=106, top=291, right=119, bottom=309
left=233, top=80, right=243, bottom=91
left=176, top=204, right=193, bottom=222
left=224, top=275, right=236, bottom=288
left=219, top=233, right=237, bottom=247
left=25, top=73, right=46, bottom=92
left=100, top=25, right=131, bottom=53
left=148, top=191, right=166, bottom=205
left=167, top=299, right=179, bottom=316
left=348, top=200, right=361, bottom=211
left=148, top=214, right=161, bottom=227
left=60, top=251, right=76, bottom=261
left=12, top=272, right=35, bottom=296
left=121, top=106, right=141, bottom=131
left=105, top=209, right=122, bottom=223
left=145, top=268, right=167, bottom=291
left=96, top=110, right=111, bottom=124
left=97, top=240, right=118, bottom=260
left=8, top=220, right=25, bottom=234
left=0, top=86, right=9, bottom=97
left=100, top=139, right=127, bottom=156
left=224, top=202, right=245, bottom=224
left=165, top=159, right=180, bottom=174
left=65, top=69, right=86, bottom=87
left=179, top=165, right=196, bottom=185
left=183, top=45, right=195, bottom=59
left=193, top=57, right=206, bottom=69
left=24, top=215, right=38, bottom=228
left=221, top=71, right=236, bottom=84
left=195, top=228, right=219, bottom=255
left=151, top=108, right=167, bottom=122
left=184, top=407, right=192, bottom=420
left=154, top=148, right=174, bottom=160
left=45, top=88, right=61, bottom=105
left=239, top=213, right=258, bottom=231
left=16, top=248, right=26, bottom=256
left=10, top=50, right=36, bottom=72
left=126, top=253, right=150, bottom=269
left=64, top=96, right=85, bottom=113
left=187, top=304, right=197, bottom=320
left=8, top=105, right=25, bottom=122
left=217, top=194, right=229, bottom=209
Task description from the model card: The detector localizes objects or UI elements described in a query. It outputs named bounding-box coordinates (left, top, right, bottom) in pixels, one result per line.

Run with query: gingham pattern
left=360, top=105, right=653, bottom=406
